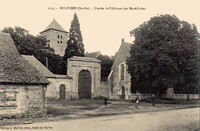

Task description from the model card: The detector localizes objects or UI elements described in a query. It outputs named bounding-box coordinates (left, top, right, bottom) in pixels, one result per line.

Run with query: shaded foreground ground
left=0, top=99, right=199, bottom=126
left=7, top=107, right=200, bottom=131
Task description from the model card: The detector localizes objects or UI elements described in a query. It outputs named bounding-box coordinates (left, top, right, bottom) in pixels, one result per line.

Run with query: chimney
left=122, top=38, right=124, bottom=43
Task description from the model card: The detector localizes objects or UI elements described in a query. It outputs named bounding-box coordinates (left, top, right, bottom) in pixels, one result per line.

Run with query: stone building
left=23, top=55, right=101, bottom=100
left=0, top=32, right=49, bottom=117
left=22, top=55, right=72, bottom=99
left=108, top=39, right=132, bottom=100
left=40, top=19, right=69, bottom=56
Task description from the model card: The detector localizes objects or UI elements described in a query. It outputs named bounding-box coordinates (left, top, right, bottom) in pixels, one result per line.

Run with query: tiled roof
left=40, top=19, right=68, bottom=33
left=68, top=56, right=101, bottom=63
left=85, top=51, right=101, bottom=58
left=22, top=55, right=55, bottom=78
left=111, top=41, right=132, bottom=70
left=0, top=32, right=49, bottom=84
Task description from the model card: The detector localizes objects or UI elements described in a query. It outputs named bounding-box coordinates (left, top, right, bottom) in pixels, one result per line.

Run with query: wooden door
left=78, top=70, right=91, bottom=99
left=121, top=87, right=125, bottom=100
left=60, top=85, right=66, bottom=99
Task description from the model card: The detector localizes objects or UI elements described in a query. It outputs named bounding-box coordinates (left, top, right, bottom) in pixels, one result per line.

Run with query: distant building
left=40, top=19, right=69, bottom=56
left=85, top=51, right=101, bottom=58
left=108, top=39, right=132, bottom=100
left=0, top=32, right=49, bottom=117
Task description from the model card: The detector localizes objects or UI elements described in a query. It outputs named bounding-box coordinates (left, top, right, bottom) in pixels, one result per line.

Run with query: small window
left=60, top=36, right=62, bottom=39
left=57, top=35, right=59, bottom=39
left=58, top=41, right=59, bottom=44
left=60, top=41, right=62, bottom=44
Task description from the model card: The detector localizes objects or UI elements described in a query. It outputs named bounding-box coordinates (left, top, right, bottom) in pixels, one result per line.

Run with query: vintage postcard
left=0, top=0, right=199, bottom=130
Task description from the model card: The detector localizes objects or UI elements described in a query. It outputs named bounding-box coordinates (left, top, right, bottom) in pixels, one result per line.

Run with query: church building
left=108, top=39, right=132, bottom=100
left=40, top=19, right=69, bottom=56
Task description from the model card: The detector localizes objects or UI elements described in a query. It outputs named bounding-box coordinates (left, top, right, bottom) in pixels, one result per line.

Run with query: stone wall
left=99, top=81, right=109, bottom=98
left=26, top=85, right=46, bottom=117
left=0, top=84, right=46, bottom=117
left=46, top=77, right=72, bottom=99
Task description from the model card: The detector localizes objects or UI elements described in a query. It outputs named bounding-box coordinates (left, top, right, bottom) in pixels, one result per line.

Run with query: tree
left=34, top=50, right=66, bottom=75
left=63, top=37, right=83, bottom=72
left=63, top=38, right=82, bottom=59
left=2, top=26, right=65, bottom=74
left=2, top=26, right=53, bottom=55
left=127, top=14, right=199, bottom=96
left=97, top=55, right=114, bottom=81
left=69, top=13, right=85, bottom=56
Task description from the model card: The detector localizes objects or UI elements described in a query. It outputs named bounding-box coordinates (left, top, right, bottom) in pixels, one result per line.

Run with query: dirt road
left=3, top=107, right=199, bottom=131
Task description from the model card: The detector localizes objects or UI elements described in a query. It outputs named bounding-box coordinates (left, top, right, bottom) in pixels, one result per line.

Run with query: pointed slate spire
left=40, top=19, right=67, bottom=33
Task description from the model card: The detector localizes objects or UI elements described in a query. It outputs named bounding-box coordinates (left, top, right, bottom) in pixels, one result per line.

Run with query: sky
left=0, top=0, right=199, bottom=56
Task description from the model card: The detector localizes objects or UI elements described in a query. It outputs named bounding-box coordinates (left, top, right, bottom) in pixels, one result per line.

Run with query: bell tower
left=40, top=19, right=69, bottom=56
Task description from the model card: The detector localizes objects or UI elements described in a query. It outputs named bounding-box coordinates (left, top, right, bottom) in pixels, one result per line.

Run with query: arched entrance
left=78, top=70, right=92, bottom=99
left=121, top=87, right=125, bottom=100
left=60, top=85, right=66, bottom=99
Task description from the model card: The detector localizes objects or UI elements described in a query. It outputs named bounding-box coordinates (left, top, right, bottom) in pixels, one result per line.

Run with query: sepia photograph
left=0, top=0, right=199, bottom=130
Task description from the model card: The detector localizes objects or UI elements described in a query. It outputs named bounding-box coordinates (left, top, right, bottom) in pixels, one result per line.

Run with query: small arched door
left=60, top=85, right=66, bottom=99
left=78, top=70, right=92, bottom=99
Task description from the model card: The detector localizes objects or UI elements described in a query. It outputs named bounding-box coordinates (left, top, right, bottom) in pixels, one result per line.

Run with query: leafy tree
left=128, top=14, right=199, bottom=96
left=2, top=26, right=65, bottom=74
left=2, top=27, right=53, bottom=54
left=97, top=55, right=114, bottom=81
left=69, top=13, right=85, bottom=56
left=34, top=50, right=66, bottom=74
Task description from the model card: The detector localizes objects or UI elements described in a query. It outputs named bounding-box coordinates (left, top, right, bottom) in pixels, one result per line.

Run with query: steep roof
left=85, top=51, right=101, bottom=58
left=40, top=19, right=68, bottom=33
left=111, top=40, right=132, bottom=70
left=22, top=55, right=55, bottom=78
left=69, top=56, right=101, bottom=63
left=0, top=32, right=49, bottom=85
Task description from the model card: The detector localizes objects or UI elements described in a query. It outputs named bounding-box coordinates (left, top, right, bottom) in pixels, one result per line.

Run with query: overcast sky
left=0, top=0, right=199, bottom=56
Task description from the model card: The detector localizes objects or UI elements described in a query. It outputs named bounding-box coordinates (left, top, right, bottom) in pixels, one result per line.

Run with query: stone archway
left=60, top=84, right=66, bottom=99
left=78, top=70, right=92, bottom=99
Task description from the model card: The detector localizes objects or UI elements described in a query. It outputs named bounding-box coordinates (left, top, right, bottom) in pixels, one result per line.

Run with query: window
left=57, top=41, right=59, bottom=44
left=60, top=36, right=62, bottom=39
left=60, top=41, right=62, bottom=44
left=119, top=63, right=125, bottom=81
left=0, top=90, right=17, bottom=107
left=57, top=35, right=59, bottom=39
